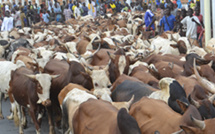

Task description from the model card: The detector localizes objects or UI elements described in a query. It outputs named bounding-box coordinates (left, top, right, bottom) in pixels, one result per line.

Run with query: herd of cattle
left=1, top=11, right=215, bottom=134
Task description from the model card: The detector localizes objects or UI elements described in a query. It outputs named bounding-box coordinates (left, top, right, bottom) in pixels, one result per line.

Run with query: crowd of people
left=0, top=0, right=204, bottom=46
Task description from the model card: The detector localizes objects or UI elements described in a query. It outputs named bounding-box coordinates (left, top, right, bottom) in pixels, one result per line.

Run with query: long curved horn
left=85, top=43, right=101, bottom=60
left=190, top=115, right=205, bottom=130
left=193, top=58, right=215, bottom=94
left=50, top=74, right=60, bottom=79
left=24, top=74, right=36, bottom=79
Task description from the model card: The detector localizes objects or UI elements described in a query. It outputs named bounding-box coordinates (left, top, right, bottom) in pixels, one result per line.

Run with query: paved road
left=0, top=99, right=62, bottom=134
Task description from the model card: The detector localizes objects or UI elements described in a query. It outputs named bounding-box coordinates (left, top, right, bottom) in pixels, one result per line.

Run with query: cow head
left=159, top=77, right=189, bottom=114
left=25, top=74, right=59, bottom=107
left=107, top=49, right=130, bottom=83
left=180, top=115, right=215, bottom=134
left=84, top=62, right=112, bottom=89
left=189, top=94, right=215, bottom=119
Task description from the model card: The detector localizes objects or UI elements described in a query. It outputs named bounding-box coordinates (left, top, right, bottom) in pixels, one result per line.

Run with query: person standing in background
left=20, top=8, right=26, bottom=28
left=144, top=5, right=156, bottom=31
left=82, top=3, right=88, bottom=16
left=64, top=5, right=72, bottom=20
left=74, top=3, right=81, bottom=19
left=14, top=7, right=21, bottom=29
left=181, top=8, right=200, bottom=40
left=42, top=9, right=50, bottom=24
left=159, top=7, right=176, bottom=33
left=1, top=11, right=14, bottom=31
left=194, top=6, right=204, bottom=47
left=88, top=0, right=95, bottom=17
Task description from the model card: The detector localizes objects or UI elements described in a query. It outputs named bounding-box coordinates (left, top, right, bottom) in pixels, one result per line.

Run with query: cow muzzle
left=41, top=99, right=51, bottom=107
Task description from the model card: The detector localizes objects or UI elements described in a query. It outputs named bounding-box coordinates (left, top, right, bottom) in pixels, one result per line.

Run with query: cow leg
left=46, top=106, right=55, bottom=134
left=29, top=108, right=40, bottom=134
left=7, top=88, right=15, bottom=120
left=0, top=92, right=4, bottom=119
left=17, top=103, right=24, bottom=134
left=21, top=107, right=27, bottom=129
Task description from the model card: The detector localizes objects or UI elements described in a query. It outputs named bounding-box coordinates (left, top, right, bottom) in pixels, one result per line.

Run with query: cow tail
left=13, top=104, right=19, bottom=127
left=62, top=99, right=69, bottom=133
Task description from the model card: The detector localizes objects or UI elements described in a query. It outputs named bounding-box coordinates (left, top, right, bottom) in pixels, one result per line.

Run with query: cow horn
left=107, top=51, right=116, bottom=59
left=85, top=43, right=101, bottom=60
left=172, top=129, right=183, bottom=134
left=104, top=59, right=111, bottom=71
left=208, top=60, right=213, bottom=67
left=50, top=74, right=60, bottom=79
left=168, top=62, right=174, bottom=69
left=189, top=96, right=200, bottom=108
left=190, top=115, right=205, bottom=130
left=193, top=58, right=215, bottom=94
left=24, top=74, right=36, bottom=79
left=127, top=95, right=134, bottom=108
left=209, top=94, right=215, bottom=103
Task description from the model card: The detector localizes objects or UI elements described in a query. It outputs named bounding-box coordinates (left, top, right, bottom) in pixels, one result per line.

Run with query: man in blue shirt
left=144, top=5, right=156, bottom=31
left=159, top=7, right=176, bottom=33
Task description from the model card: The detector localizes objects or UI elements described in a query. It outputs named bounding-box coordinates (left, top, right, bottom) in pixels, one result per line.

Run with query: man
left=144, top=5, right=156, bottom=31
left=159, top=7, right=176, bottom=33
left=74, top=3, right=81, bottom=19
left=115, top=0, right=122, bottom=13
left=63, top=5, right=72, bottom=21
left=82, top=3, right=88, bottom=16
left=181, top=8, right=200, bottom=39
left=1, top=11, right=13, bottom=31
left=14, top=7, right=21, bottom=29
left=194, top=6, right=204, bottom=47
left=88, top=0, right=95, bottom=17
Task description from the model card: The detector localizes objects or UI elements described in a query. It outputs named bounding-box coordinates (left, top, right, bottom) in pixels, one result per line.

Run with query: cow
left=0, top=60, right=25, bottom=119
left=8, top=66, right=59, bottom=134
left=111, top=80, right=156, bottom=104
left=61, top=88, right=97, bottom=134
left=43, top=59, right=93, bottom=130
left=129, top=97, right=202, bottom=134
left=73, top=99, right=141, bottom=134
left=149, top=77, right=189, bottom=114
left=4, top=38, right=33, bottom=60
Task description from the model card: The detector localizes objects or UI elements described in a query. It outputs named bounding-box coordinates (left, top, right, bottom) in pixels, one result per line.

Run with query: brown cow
left=8, top=66, right=59, bottom=134
left=44, top=59, right=93, bottom=131
left=73, top=99, right=141, bottom=134
left=129, top=97, right=202, bottom=134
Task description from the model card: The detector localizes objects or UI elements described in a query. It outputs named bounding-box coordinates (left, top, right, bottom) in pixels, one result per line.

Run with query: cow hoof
left=0, top=114, right=4, bottom=119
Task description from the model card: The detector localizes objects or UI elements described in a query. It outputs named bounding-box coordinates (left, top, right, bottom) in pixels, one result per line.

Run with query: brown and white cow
left=8, top=66, right=59, bottom=134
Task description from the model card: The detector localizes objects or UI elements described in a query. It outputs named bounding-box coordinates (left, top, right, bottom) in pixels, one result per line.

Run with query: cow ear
left=170, top=44, right=179, bottom=48
left=176, top=99, right=188, bottom=112
left=180, top=125, right=197, bottom=134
